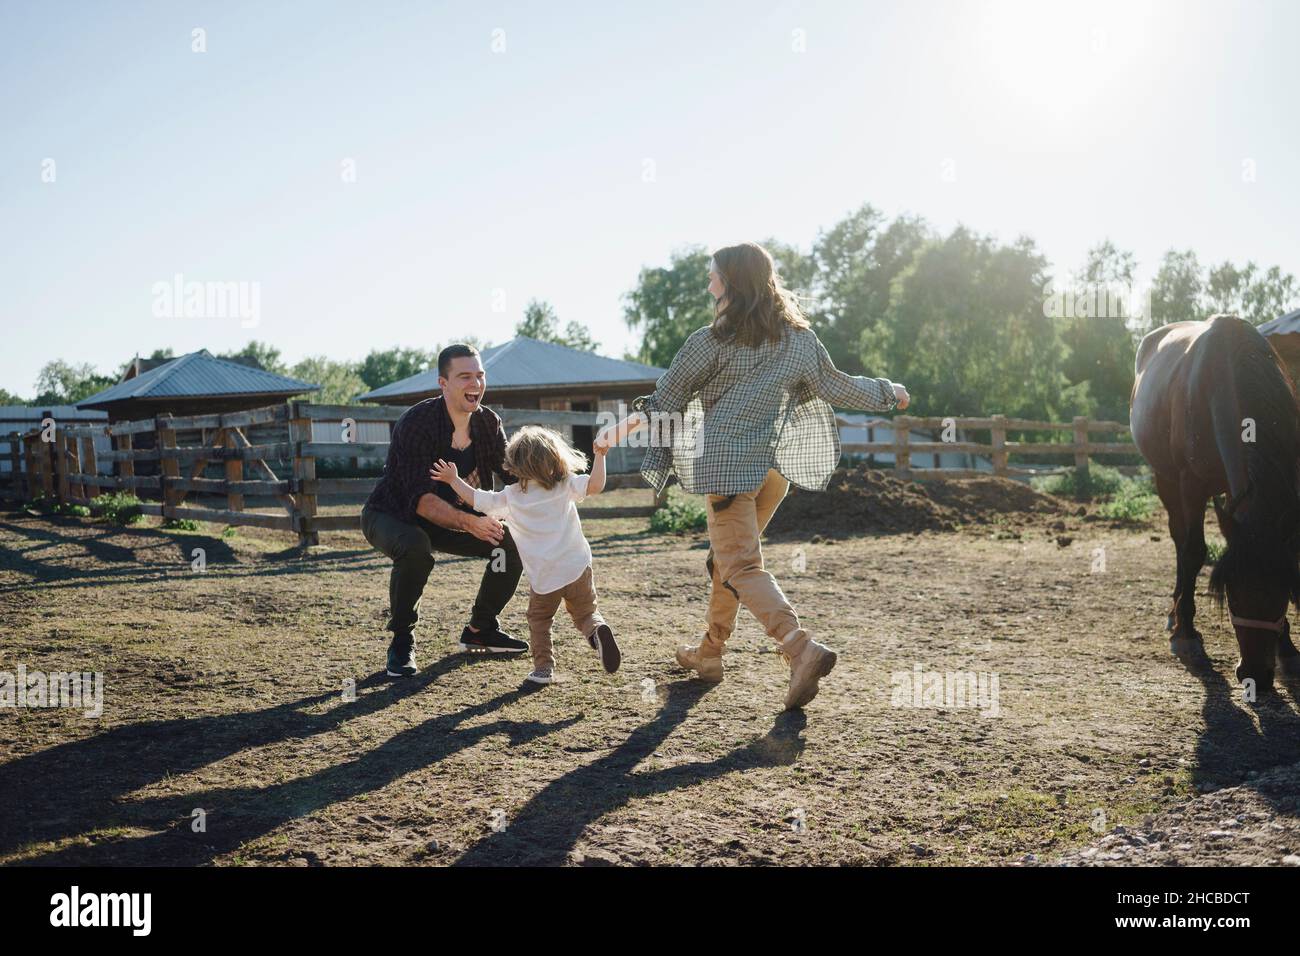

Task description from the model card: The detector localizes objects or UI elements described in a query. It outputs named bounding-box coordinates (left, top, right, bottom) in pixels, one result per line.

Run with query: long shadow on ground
left=0, top=657, right=474, bottom=860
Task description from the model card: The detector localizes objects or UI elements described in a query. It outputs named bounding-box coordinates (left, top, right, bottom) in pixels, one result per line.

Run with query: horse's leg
left=1154, top=473, right=1185, bottom=633
left=1170, top=473, right=1212, bottom=668
left=1278, top=619, right=1300, bottom=678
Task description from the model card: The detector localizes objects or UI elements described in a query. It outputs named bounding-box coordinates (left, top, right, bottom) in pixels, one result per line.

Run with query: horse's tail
left=1204, top=315, right=1300, bottom=605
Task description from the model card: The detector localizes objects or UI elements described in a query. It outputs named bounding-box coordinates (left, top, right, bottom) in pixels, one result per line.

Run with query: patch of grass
left=1034, top=463, right=1159, bottom=521
left=221, top=526, right=238, bottom=539
left=56, top=503, right=91, bottom=517
left=1205, top=537, right=1226, bottom=564
left=92, top=491, right=144, bottom=526
left=162, top=518, right=202, bottom=531
left=650, top=489, right=707, bottom=534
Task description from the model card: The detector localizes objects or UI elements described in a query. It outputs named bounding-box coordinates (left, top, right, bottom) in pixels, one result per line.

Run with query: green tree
left=516, top=300, right=598, bottom=351
left=0, top=388, right=27, bottom=406
left=811, top=206, right=931, bottom=374
left=218, top=341, right=286, bottom=373
left=623, top=246, right=714, bottom=367
left=32, top=360, right=114, bottom=405
left=1206, top=261, right=1299, bottom=325
left=1058, top=240, right=1139, bottom=423
left=289, top=357, right=368, bottom=404
left=862, top=227, right=1070, bottom=419
left=357, top=347, right=437, bottom=391
left=1147, top=250, right=1204, bottom=331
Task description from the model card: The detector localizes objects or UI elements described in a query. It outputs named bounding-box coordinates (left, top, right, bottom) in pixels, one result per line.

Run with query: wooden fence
left=2, top=402, right=665, bottom=546
left=838, top=413, right=1136, bottom=480
left=1, top=404, right=1137, bottom=545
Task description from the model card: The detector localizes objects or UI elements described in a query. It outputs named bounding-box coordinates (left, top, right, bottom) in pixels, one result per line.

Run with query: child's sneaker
left=526, top=666, right=555, bottom=685
left=588, top=623, right=621, bottom=673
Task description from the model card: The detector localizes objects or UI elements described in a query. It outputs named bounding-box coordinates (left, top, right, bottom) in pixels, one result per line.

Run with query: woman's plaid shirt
left=632, top=325, right=898, bottom=496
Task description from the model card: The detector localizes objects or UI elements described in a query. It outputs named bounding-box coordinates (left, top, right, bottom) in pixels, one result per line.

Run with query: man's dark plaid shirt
left=633, top=325, right=899, bottom=496
left=366, top=396, right=516, bottom=523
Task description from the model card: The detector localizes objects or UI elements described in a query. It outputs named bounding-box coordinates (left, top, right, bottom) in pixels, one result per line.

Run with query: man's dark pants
left=361, top=503, right=523, bottom=640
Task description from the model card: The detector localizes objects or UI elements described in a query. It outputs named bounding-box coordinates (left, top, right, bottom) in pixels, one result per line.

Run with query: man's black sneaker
left=588, top=623, right=621, bottom=674
left=458, top=627, right=528, bottom=654
left=386, top=635, right=417, bottom=677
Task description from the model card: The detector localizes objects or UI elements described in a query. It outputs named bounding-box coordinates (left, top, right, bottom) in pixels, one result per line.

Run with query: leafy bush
left=162, top=518, right=201, bottom=531
left=57, top=503, right=92, bottom=517
left=650, top=490, right=707, bottom=533
left=1032, top=460, right=1126, bottom=500
left=93, top=491, right=144, bottom=526
left=1095, top=475, right=1159, bottom=522
left=1205, top=537, right=1226, bottom=564
left=221, top=526, right=238, bottom=539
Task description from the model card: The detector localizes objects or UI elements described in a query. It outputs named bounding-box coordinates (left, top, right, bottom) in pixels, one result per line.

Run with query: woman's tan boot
left=676, top=643, right=724, bottom=682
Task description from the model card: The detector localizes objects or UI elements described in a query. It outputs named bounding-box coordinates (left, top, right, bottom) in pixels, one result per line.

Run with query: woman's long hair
left=710, top=241, right=810, bottom=347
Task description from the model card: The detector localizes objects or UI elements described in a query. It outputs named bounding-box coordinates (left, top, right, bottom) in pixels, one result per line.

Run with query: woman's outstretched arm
left=810, top=335, right=908, bottom=411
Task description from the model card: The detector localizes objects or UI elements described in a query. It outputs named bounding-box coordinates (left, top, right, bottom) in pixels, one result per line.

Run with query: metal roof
left=76, top=350, right=319, bottom=410
left=358, top=336, right=666, bottom=401
left=1258, top=309, right=1300, bottom=337
left=0, top=406, right=108, bottom=422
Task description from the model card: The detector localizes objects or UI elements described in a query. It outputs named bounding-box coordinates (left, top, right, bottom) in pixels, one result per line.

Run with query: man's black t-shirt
left=435, top=441, right=479, bottom=511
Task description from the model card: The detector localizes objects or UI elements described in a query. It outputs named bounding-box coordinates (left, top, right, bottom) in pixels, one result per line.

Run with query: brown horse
left=1131, top=314, right=1300, bottom=693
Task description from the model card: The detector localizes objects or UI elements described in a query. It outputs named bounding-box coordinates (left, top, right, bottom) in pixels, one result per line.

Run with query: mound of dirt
left=765, top=465, right=1071, bottom=539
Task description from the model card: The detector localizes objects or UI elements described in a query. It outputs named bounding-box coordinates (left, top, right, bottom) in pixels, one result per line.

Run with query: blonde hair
left=504, top=425, right=589, bottom=491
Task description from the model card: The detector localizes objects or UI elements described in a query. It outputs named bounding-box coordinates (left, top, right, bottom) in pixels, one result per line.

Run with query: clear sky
left=2, top=0, right=1297, bottom=394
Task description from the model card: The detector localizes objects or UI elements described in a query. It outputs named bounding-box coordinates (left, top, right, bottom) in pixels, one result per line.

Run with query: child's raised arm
left=586, top=441, right=608, bottom=496
left=429, top=459, right=476, bottom=508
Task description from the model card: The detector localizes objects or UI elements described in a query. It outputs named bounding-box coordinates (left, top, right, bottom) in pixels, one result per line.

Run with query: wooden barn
left=1259, top=309, right=1300, bottom=385
left=357, top=336, right=665, bottom=470
left=77, top=349, right=319, bottom=422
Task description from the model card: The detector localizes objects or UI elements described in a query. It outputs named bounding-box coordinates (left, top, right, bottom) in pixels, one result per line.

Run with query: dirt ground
left=4, top=478, right=1300, bottom=867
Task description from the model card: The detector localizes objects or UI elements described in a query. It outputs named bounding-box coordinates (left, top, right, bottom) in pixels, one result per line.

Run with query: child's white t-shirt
left=473, top=474, right=593, bottom=595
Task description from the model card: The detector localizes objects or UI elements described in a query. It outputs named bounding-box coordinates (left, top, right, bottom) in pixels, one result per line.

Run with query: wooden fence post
left=66, top=431, right=83, bottom=503
left=894, top=416, right=911, bottom=479
left=991, top=414, right=1008, bottom=477
left=80, top=430, right=99, bottom=504
left=289, top=403, right=318, bottom=547
left=54, top=429, right=71, bottom=504
left=1073, top=416, right=1090, bottom=485
left=23, top=435, right=39, bottom=501
left=158, top=415, right=180, bottom=519
left=116, top=431, right=135, bottom=492
left=224, top=429, right=244, bottom=514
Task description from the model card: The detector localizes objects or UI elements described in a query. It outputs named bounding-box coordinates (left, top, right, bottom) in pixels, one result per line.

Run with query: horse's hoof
left=1171, top=635, right=1212, bottom=668
left=1236, top=662, right=1276, bottom=695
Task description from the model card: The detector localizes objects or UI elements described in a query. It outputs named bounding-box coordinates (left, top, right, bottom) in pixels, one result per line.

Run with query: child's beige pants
left=525, top=565, right=605, bottom=669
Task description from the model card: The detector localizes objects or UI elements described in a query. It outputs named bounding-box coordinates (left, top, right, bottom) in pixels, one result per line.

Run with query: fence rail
left=2, top=402, right=669, bottom=546
left=838, top=413, right=1137, bottom=481
left=1, top=404, right=1138, bottom=543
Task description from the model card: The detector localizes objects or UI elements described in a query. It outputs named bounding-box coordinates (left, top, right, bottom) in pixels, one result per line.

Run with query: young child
left=430, top=425, right=620, bottom=685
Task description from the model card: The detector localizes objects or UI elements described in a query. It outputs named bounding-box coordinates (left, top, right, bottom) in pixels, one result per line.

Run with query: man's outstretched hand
left=892, top=383, right=910, bottom=410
